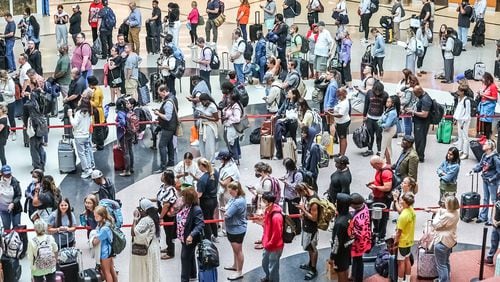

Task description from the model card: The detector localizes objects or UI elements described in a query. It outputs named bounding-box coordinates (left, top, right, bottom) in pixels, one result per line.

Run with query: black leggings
left=366, top=117, right=382, bottom=152
left=361, top=14, right=371, bottom=40
left=189, top=23, right=198, bottom=44
left=351, top=256, right=364, bottom=282
left=373, top=56, right=384, bottom=76
left=480, top=121, right=492, bottom=139
left=162, top=215, right=176, bottom=257
left=0, top=143, right=6, bottom=166
left=200, top=197, right=218, bottom=239
left=417, top=46, right=428, bottom=69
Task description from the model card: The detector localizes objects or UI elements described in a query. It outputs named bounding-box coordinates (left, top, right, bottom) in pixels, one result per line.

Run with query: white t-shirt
left=334, top=99, right=351, bottom=124
left=336, top=1, right=347, bottom=15
left=219, top=161, right=240, bottom=183
left=19, top=62, right=32, bottom=87
left=393, top=6, right=402, bottom=23
left=314, top=30, right=333, bottom=57
left=173, top=161, right=202, bottom=186
left=231, top=38, right=246, bottom=65
left=309, top=0, right=321, bottom=11
left=161, top=56, right=176, bottom=77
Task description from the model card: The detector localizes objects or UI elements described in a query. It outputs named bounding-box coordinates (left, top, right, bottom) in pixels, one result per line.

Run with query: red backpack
left=126, top=111, right=140, bottom=134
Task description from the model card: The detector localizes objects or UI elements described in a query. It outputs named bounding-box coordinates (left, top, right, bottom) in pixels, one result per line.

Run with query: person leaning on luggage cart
left=425, top=195, right=459, bottom=282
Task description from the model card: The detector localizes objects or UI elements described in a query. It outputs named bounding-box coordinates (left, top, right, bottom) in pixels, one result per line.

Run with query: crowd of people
left=0, top=0, right=499, bottom=282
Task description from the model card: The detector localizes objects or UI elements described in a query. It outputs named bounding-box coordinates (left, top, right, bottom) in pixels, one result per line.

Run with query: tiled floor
left=1, top=0, right=500, bottom=281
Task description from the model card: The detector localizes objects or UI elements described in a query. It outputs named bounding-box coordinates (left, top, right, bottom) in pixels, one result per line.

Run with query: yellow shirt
left=90, top=86, right=105, bottom=124
left=397, top=207, right=416, bottom=248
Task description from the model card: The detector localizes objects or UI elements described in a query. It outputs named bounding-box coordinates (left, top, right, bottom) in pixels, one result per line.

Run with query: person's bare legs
left=339, top=137, right=347, bottom=156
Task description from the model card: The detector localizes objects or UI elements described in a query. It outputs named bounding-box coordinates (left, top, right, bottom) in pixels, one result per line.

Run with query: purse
left=213, top=13, right=226, bottom=27
left=233, top=115, right=249, bottom=133
left=110, top=69, right=122, bottom=85
left=198, top=14, right=205, bottom=26
left=171, top=99, right=183, bottom=137
left=131, top=238, right=153, bottom=256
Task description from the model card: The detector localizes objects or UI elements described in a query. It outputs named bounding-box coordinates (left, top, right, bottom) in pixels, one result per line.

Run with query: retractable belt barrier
left=5, top=203, right=494, bottom=233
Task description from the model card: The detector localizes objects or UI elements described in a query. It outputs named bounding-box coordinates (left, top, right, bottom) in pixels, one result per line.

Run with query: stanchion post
left=471, top=226, right=488, bottom=282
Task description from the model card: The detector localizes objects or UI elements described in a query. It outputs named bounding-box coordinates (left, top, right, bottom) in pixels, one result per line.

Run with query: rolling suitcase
left=14, top=225, right=28, bottom=259
left=150, top=72, right=163, bottom=101
left=58, top=135, right=77, bottom=174
left=138, top=84, right=150, bottom=105
left=146, top=36, right=160, bottom=54
left=300, top=57, right=309, bottom=79
left=460, top=172, right=481, bottom=222
left=470, top=140, right=484, bottom=162
left=0, top=56, right=6, bottom=71
left=1, top=254, right=21, bottom=282
left=79, top=268, right=102, bottom=282
left=113, top=144, right=125, bottom=171
left=436, top=119, right=452, bottom=144
left=199, top=267, right=218, bottom=282
left=282, top=137, right=297, bottom=163
left=417, top=247, right=438, bottom=280
left=249, top=11, right=263, bottom=42
left=473, top=62, right=486, bottom=81
left=260, top=135, right=274, bottom=159
left=219, top=52, right=230, bottom=86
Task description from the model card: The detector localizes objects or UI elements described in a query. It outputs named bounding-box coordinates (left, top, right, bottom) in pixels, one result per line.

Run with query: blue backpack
left=101, top=7, right=116, bottom=31
left=99, top=199, right=123, bottom=228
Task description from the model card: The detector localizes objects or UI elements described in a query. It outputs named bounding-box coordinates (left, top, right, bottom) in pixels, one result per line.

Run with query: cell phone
left=354, top=85, right=359, bottom=89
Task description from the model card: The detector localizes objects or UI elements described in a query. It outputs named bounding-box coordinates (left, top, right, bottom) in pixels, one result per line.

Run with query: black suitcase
left=0, top=56, right=6, bottom=71
left=300, top=57, right=309, bottom=79
left=1, top=254, right=21, bottom=281
left=150, top=72, right=163, bottom=101
left=249, top=11, right=263, bottom=42
left=470, top=140, right=484, bottom=162
left=460, top=173, right=481, bottom=222
left=146, top=36, right=160, bottom=54
left=58, top=135, right=77, bottom=174
left=219, top=52, right=230, bottom=86
left=495, top=60, right=500, bottom=79
left=118, top=23, right=129, bottom=42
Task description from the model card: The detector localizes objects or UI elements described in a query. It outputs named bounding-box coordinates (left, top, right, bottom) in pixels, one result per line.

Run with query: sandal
left=224, top=266, right=237, bottom=271
left=161, top=254, right=174, bottom=260
left=304, top=270, right=317, bottom=280
left=254, top=240, right=262, bottom=244
left=254, top=243, right=264, bottom=250
left=299, top=264, right=312, bottom=271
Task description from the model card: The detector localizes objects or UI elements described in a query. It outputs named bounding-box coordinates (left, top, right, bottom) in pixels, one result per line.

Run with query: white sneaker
left=10, top=132, right=16, bottom=141
left=190, top=140, right=199, bottom=146
left=460, top=154, right=469, bottom=160
left=81, top=172, right=91, bottom=179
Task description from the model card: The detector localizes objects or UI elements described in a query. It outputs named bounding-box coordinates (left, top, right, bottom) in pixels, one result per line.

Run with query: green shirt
left=55, top=54, right=71, bottom=85
left=291, top=34, right=303, bottom=58
left=27, top=234, right=58, bottom=277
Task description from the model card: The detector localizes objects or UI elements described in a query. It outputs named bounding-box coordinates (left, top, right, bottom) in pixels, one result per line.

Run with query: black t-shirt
left=419, top=3, right=431, bottom=21
left=458, top=5, right=473, bottom=28
left=196, top=170, right=219, bottom=199
left=303, top=192, right=319, bottom=233
left=328, top=169, right=352, bottom=203
left=414, top=93, right=432, bottom=122
left=152, top=7, right=162, bottom=26
left=0, top=117, right=8, bottom=144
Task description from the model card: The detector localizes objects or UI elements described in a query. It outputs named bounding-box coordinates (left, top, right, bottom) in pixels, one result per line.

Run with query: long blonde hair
left=94, top=205, right=114, bottom=226
left=198, top=158, right=215, bottom=179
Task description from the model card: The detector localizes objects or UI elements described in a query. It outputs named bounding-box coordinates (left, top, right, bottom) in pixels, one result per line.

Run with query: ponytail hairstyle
left=198, top=158, right=215, bottom=180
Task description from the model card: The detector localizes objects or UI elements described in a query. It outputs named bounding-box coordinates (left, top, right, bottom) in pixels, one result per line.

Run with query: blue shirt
left=323, top=80, right=338, bottom=110
left=97, top=224, right=113, bottom=259
left=380, top=108, right=398, bottom=129
left=4, top=21, right=16, bottom=42
left=372, top=34, right=386, bottom=58
left=196, top=170, right=220, bottom=199
left=128, top=8, right=142, bottom=28
left=224, top=197, right=247, bottom=235
left=437, top=161, right=460, bottom=184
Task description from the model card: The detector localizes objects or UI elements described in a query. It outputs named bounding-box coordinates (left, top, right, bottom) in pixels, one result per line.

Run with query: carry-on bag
left=282, top=137, right=297, bottom=163
left=249, top=11, right=263, bottom=42
left=436, top=119, right=452, bottom=144
left=57, top=249, right=81, bottom=282
left=470, top=140, right=484, bottom=162
left=1, top=254, right=21, bottom=281
left=58, top=135, right=77, bottom=174
left=79, top=267, right=102, bottom=282
left=113, top=144, right=125, bottom=171
left=460, top=172, right=481, bottom=222
left=219, top=52, right=230, bottom=86
left=315, top=133, right=334, bottom=157
left=473, top=61, right=486, bottom=81
left=417, top=247, right=438, bottom=279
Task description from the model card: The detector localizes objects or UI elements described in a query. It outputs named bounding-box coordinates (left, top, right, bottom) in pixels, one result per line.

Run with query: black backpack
left=374, top=249, right=391, bottom=278
left=451, top=37, right=463, bottom=56
left=370, top=0, right=380, bottom=13
left=239, top=41, right=253, bottom=61
left=429, top=99, right=444, bottom=125
left=81, top=43, right=99, bottom=65
left=250, top=127, right=261, bottom=144
left=234, top=84, right=249, bottom=107
left=271, top=211, right=297, bottom=244
left=291, top=0, right=301, bottom=16
left=197, top=239, right=220, bottom=268
left=293, top=34, right=309, bottom=53
left=203, top=47, right=220, bottom=70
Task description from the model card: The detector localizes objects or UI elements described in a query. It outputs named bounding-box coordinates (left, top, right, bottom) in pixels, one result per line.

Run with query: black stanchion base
left=363, top=242, right=386, bottom=262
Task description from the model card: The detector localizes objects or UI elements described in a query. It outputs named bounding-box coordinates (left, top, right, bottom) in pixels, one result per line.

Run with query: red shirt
left=372, top=166, right=392, bottom=198
left=89, top=2, right=103, bottom=28
left=262, top=204, right=284, bottom=252
left=481, top=83, right=498, bottom=103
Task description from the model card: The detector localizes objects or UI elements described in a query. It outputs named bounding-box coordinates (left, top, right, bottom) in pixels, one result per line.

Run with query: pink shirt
left=187, top=8, right=199, bottom=24
left=71, top=43, right=92, bottom=71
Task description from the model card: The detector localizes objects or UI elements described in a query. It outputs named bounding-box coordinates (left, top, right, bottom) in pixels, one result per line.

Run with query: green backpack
left=309, top=198, right=337, bottom=231
left=111, top=226, right=126, bottom=255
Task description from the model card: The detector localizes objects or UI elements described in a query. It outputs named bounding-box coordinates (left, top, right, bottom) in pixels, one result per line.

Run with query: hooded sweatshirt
left=69, top=110, right=91, bottom=139
left=349, top=204, right=372, bottom=257
left=331, top=193, right=352, bottom=261
left=262, top=203, right=284, bottom=252
left=303, top=128, right=320, bottom=177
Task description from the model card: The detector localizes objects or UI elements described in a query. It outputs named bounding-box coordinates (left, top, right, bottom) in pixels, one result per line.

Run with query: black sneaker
left=362, top=150, right=373, bottom=157
left=485, top=257, right=494, bottom=265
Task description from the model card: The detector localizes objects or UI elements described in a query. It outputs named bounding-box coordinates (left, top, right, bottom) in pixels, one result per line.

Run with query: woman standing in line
left=187, top=1, right=200, bottom=47
left=154, top=170, right=178, bottom=260
left=339, top=31, right=353, bottom=89
left=81, top=194, right=98, bottom=238
left=177, top=187, right=204, bottom=282
left=441, top=27, right=455, bottom=84
left=173, top=152, right=202, bottom=187
left=415, top=21, right=432, bottom=76
left=477, top=72, right=498, bottom=139
left=196, top=158, right=219, bottom=241
left=426, top=195, right=460, bottom=282
left=27, top=220, right=58, bottom=282
left=107, top=46, right=124, bottom=106
left=129, top=198, right=161, bottom=282
left=436, top=147, right=461, bottom=198
left=332, top=88, right=351, bottom=156
left=68, top=96, right=94, bottom=179
left=392, top=177, right=419, bottom=213
left=115, top=97, right=134, bottom=177
left=197, top=93, right=219, bottom=162
left=88, top=76, right=106, bottom=151
left=379, top=96, right=399, bottom=164
left=237, top=0, right=251, bottom=41
left=261, top=0, right=277, bottom=32
left=305, top=24, right=319, bottom=79
left=47, top=198, right=77, bottom=249
left=222, top=181, right=247, bottom=280
left=453, top=84, right=471, bottom=159
left=92, top=206, right=118, bottom=282
left=54, top=5, right=69, bottom=47
left=222, top=91, right=244, bottom=164
left=0, top=104, right=9, bottom=165
left=0, top=70, right=17, bottom=142
left=405, top=29, right=417, bottom=74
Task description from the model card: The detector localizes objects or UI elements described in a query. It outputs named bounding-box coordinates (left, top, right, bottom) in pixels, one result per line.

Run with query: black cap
left=403, top=135, right=415, bottom=143
left=334, top=155, right=349, bottom=165
left=215, top=150, right=233, bottom=161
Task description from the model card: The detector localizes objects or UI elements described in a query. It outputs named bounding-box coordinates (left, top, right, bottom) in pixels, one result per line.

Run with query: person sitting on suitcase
left=27, top=219, right=59, bottom=282
left=393, top=192, right=416, bottom=282
left=472, top=140, right=500, bottom=225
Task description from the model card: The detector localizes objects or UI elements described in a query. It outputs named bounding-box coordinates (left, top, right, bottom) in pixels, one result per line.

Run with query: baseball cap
left=72, top=4, right=80, bottom=9
left=215, top=150, right=233, bottom=161
left=91, top=170, right=103, bottom=180
left=1, top=165, right=12, bottom=175
left=139, top=198, right=155, bottom=211
left=334, top=155, right=349, bottom=165
left=402, top=135, right=415, bottom=143
left=317, top=21, right=326, bottom=27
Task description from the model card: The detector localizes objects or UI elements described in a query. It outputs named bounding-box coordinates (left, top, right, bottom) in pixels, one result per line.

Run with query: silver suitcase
left=58, top=136, right=76, bottom=174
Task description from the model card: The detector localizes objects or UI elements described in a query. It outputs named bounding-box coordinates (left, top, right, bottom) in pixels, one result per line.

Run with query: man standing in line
left=153, top=85, right=178, bottom=173
left=88, top=0, right=103, bottom=43
left=408, top=85, right=432, bottom=162
left=148, top=0, right=162, bottom=53
left=98, top=0, right=116, bottom=60
left=205, top=0, right=221, bottom=44
left=392, top=135, right=419, bottom=180
left=283, top=0, right=297, bottom=26
left=125, top=1, right=142, bottom=55
left=1, top=13, right=16, bottom=72
left=230, top=29, right=246, bottom=86
left=313, top=21, right=333, bottom=78
left=124, top=43, right=141, bottom=101
left=71, top=33, right=93, bottom=82
left=194, top=37, right=212, bottom=91
left=456, top=0, right=473, bottom=51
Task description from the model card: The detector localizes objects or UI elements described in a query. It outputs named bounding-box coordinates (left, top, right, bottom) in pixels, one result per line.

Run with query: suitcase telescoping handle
left=221, top=52, right=230, bottom=72
left=255, top=11, right=261, bottom=25
left=470, top=171, right=479, bottom=193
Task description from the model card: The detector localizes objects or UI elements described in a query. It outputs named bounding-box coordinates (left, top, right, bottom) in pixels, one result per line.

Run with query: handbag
left=233, top=115, right=249, bottom=133
left=131, top=237, right=153, bottom=256
left=171, top=99, right=183, bottom=137
left=110, top=70, right=122, bottom=85
left=213, top=13, right=226, bottom=27
left=198, top=14, right=205, bottom=26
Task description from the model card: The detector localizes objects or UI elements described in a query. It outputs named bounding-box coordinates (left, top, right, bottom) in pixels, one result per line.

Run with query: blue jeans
left=488, top=227, right=500, bottom=259
left=403, top=117, right=413, bottom=136
left=457, top=26, right=468, bottom=48
left=434, top=242, right=452, bottom=282
left=240, top=24, right=247, bottom=41
left=479, top=179, right=499, bottom=222
left=5, top=40, right=16, bottom=72
left=262, top=249, right=283, bottom=282
left=0, top=210, right=21, bottom=230
left=74, top=137, right=94, bottom=172
left=158, top=129, right=175, bottom=168
left=234, top=63, right=244, bottom=86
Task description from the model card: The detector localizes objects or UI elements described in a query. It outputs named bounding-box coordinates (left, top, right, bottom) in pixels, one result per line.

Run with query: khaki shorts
left=314, top=56, right=328, bottom=72
left=302, top=231, right=318, bottom=251
left=125, top=78, right=138, bottom=95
